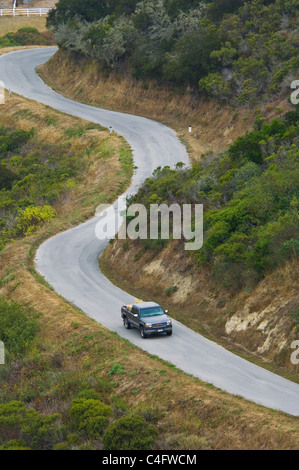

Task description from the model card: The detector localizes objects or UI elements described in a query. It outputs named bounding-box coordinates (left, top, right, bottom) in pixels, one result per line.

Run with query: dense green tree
left=165, top=0, right=202, bottom=17
left=206, top=0, right=245, bottom=21
left=47, top=0, right=109, bottom=28
left=163, top=23, right=223, bottom=84
left=47, top=0, right=139, bottom=28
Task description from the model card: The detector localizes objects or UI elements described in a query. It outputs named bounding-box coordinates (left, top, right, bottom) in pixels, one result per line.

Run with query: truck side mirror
left=164, top=310, right=168, bottom=314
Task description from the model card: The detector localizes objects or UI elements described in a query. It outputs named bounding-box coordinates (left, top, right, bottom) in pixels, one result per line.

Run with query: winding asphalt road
left=1, top=48, right=299, bottom=416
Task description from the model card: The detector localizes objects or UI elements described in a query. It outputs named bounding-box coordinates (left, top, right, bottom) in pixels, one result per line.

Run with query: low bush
left=0, top=401, right=62, bottom=450
left=69, top=397, right=112, bottom=438
left=102, top=414, right=158, bottom=450
left=16, top=205, right=57, bottom=237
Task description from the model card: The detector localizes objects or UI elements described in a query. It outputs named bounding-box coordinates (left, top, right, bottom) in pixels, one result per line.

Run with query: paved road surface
left=0, top=48, right=298, bottom=416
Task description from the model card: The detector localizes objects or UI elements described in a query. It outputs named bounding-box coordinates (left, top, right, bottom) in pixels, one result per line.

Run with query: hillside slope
left=1, top=54, right=298, bottom=451
left=39, top=48, right=292, bottom=160
left=39, top=49, right=299, bottom=376
left=101, top=238, right=299, bottom=374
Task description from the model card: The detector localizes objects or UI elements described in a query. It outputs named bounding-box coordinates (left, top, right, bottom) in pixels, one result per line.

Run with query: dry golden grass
left=0, top=16, right=47, bottom=35
left=0, top=91, right=129, bottom=217
left=0, top=0, right=12, bottom=7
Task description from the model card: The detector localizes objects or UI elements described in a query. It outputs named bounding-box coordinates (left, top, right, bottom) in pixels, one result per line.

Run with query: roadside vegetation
left=48, top=0, right=298, bottom=105
left=125, top=109, right=299, bottom=292
left=0, top=94, right=132, bottom=251
left=0, top=296, right=161, bottom=451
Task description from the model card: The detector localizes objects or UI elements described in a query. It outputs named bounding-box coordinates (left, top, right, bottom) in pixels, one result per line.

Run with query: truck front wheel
left=140, top=327, right=147, bottom=338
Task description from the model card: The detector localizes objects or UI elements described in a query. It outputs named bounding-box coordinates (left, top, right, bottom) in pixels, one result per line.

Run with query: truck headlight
left=144, top=323, right=152, bottom=327
left=167, top=319, right=172, bottom=325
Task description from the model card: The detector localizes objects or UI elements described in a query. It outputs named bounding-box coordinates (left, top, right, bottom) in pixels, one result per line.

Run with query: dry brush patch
left=0, top=17, right=48, bottom=36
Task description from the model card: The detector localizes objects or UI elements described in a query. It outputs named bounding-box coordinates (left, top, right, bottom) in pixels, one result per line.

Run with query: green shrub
left=108, top=363, right=125, bottom=375
left=0, top=123, right=91, bottom=250
left=0, top=165, right=16, bottom=190
left=20, top=409, right=63, bottom=450
left=64, top=126, right=85, bottom=138
left=0, top=128, right=33, bottom=154
left=0, top=439, right=31, bottom=450
left=53, top=441, right=70, bottom=450
left=102, top=414, right=158, bottom=450
left=69, top=398, right=112, bottom=438
left=0, top=401, right=62, bottom=450
left=16, top=205, right=57, bottom=236
left=76, top=389, right=101, bottom=400
left=165, top=285, right=178, bottom=296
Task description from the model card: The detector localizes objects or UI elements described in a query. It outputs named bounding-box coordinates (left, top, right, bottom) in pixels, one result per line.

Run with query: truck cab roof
left=133, top=302, right=160, bottom=309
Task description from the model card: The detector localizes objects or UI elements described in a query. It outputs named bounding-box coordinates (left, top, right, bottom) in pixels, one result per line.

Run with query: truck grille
left=153, top=323, right=167, bottom=328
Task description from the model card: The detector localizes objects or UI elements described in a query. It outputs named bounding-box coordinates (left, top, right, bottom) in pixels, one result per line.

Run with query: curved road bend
left=0, top=48, right=298, bottom=416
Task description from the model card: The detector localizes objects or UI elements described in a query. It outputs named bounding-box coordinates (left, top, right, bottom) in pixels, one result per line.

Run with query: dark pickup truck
left=121, top=301, right=172, bottom=338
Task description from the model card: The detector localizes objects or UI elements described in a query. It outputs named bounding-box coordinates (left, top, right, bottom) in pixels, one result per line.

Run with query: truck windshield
left=140, top=306, right=164, bottom=317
